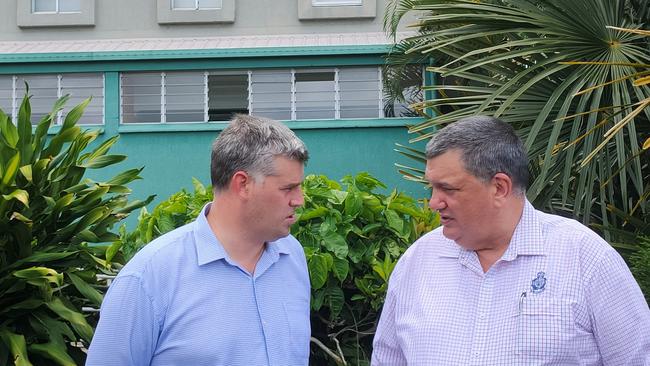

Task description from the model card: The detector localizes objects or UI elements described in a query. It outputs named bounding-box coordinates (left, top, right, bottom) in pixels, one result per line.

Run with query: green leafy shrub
left=0, top=93, right=152, bottom=365
left=117, top=173, right=438, bottom=366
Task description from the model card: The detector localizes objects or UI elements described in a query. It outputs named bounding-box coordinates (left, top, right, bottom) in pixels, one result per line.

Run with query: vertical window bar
left=334, top=68, right=341, bottom=120
left=290, top=69, right=296, bottom=121
left=11, top=75, right=16, bottom=122
left=160, top=72, right=166, bottom=123
left=377, top=66, right=384, bottom=118
left=247, top=70, right=253, bottom=115
left=203, top=71, right=208, bottom=122
left=57, top=74, right=63, bottom=124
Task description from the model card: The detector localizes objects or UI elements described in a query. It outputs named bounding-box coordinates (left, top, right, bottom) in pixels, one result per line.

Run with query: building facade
left=0, top=0, right=427, bottom=212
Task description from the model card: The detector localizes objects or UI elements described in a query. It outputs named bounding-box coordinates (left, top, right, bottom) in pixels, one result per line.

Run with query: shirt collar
left=500, top=199, right=545, bottom=261
left=193, top=203, right=293, bottom=267
left=436, top=199, right=545, bottom=261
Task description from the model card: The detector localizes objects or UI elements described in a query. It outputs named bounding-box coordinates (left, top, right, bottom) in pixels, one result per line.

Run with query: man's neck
left=206, top=199, right=266, bottom=274
left=476, top=197, right=525, bottom=272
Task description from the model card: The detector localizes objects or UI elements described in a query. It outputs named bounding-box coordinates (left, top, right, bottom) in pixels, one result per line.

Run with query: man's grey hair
left=425, top=116, right=529, bottom=194
left=210, top=114, right=309, bottom=191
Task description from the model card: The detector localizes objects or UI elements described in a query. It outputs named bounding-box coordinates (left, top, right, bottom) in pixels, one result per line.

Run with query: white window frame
left=298, top=0, right=375, bottom=19
left=32, top=0, right=82, bottom=14
left=157, top=0, right=234, bottom=24
left=171, top=0, right=222, bottom=10
left=311, top=0, right=362, bottom=7
left=17, top=0, right=94, bottom=27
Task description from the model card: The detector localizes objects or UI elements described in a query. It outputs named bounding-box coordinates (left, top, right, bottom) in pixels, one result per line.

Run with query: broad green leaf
left=19, top=165, right=32, bottom=183
left=45, top=297, right=93, bottom=342
left=29, top=341, right=75, bottom=366
left=1, top=151, right=20, bottom=187
left=0, top=328, right=32, bottom=366
left=67, top=272, right=103, bottom=307
left=321, top=232, right=349, bottom=259
left=0, top=110, right=19, bottom=148
left=105, top=168, right=144, bottom=186
left=79, top=155, right=127, bottom=169
left=297, top=206, right=329, bottom=222
left=14, top=267, right=63, bottom=286
left=2, top=189, right=29, bottom=208
left=308, top=254, right=329, bottom=290
left=385, top=209, right=404, bottom=233
left=332, top=256, right=349, bottom=283
left=344, top=190, right=363, bottom=217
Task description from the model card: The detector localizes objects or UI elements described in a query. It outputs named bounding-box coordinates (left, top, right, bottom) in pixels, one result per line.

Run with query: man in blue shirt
left=87, top=115, right=311, bottom=365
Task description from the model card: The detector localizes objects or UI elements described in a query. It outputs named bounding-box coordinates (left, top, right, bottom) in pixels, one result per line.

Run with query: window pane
left=172, top=0, right=196, bottom=9
left=208, top=73, right=248, bottom=121
left=385, top=66, right=423, bottom=117
left=250, top=70, right=291, bottom=121
left=59, top=0, right=81, bottom=12
left=16, top=75, right=59, bottom=125
left=339, top=67, right=380, bottom=119
left=33, top=0, right=56, bottom=12
left=0, top=76, right=13, bottom=119
left=61, top=73, right=103, bottom=125
left=295, top=71, right=334, bottom=120
left=121, top=73, right=162, bottom=123
left=312, top=0, right=362, bottom=6
left=165, top=72, right=204, bottom=123
left=199, top=0, right=222, bottom=9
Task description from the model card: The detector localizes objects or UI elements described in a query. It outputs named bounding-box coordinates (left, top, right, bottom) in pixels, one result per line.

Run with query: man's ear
left=492, top=172, right=513, bottom=206
left=230, top=171, right=252, bottom=197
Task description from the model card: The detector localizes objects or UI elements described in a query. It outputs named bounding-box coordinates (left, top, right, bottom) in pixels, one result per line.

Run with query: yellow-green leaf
left=2, top=189, right=29, bottom=207
left=643, top=137, right=650, bottom=150
left=0, top=328, right=33, bottom=366
left=19, top=165, right=33, bottom=183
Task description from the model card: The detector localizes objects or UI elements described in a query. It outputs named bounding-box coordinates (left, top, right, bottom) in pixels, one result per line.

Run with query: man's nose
left=428, top=189, right=446, bottom=211
left=290, top=187, right=304, bottom=207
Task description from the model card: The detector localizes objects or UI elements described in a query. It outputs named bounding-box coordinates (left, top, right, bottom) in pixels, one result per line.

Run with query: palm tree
left=384, top=0, right=650, bottom=234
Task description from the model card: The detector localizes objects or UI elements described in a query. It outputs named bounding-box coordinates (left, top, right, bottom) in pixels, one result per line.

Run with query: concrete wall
left=1, top=0, right=417, bottom=41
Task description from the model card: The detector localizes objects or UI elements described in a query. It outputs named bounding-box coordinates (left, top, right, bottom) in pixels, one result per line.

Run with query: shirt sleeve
left=86, top=275, right=159, bottom=366
left=371, top=261, right=407, bottom=366
left=587, top=248, right=650, bottom=365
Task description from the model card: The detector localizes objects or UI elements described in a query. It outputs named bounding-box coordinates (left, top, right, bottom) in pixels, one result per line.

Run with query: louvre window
left=0, top=73, right=104, bottom=125
left=120, top=66, right=420, bottom=123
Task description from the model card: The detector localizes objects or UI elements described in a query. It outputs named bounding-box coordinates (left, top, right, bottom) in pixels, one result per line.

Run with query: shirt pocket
left=515, top=296, right=575, bottom=357
left=284, top=300, right=311, bottom=361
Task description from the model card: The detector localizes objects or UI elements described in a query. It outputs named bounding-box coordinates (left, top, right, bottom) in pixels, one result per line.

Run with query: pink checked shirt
left=373, top=200, right=650, bottom=365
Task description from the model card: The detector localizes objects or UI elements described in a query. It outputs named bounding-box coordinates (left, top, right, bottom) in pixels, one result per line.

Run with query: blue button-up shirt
left=87, top=204, right=311, bottom=366
left=373, top=200, right=650, bottom=365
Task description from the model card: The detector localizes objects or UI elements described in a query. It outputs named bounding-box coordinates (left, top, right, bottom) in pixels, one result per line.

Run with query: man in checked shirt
left=372, top=116, right=650, bottom=365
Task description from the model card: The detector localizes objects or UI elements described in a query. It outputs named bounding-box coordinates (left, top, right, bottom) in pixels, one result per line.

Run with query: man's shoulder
left=399, top=227, right=451, bottom=263
left=118, top=221, right=197, bottom=278
left=535, top=209, right=615, bottom=259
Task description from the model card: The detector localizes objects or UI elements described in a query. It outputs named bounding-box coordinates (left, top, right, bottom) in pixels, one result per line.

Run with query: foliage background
left=114, top=173, right=438, bottom=365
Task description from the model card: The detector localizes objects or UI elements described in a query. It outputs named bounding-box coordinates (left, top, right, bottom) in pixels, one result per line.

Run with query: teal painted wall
left=95, top=125, right=429, bottom=222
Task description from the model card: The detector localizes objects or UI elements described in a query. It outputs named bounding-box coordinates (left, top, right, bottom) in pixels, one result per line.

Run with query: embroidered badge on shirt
left=531, top=271, right=547, bottom=294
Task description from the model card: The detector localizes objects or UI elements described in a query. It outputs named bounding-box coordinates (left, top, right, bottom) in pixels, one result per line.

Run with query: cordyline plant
left=0, top=92, right=152, bottom=365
